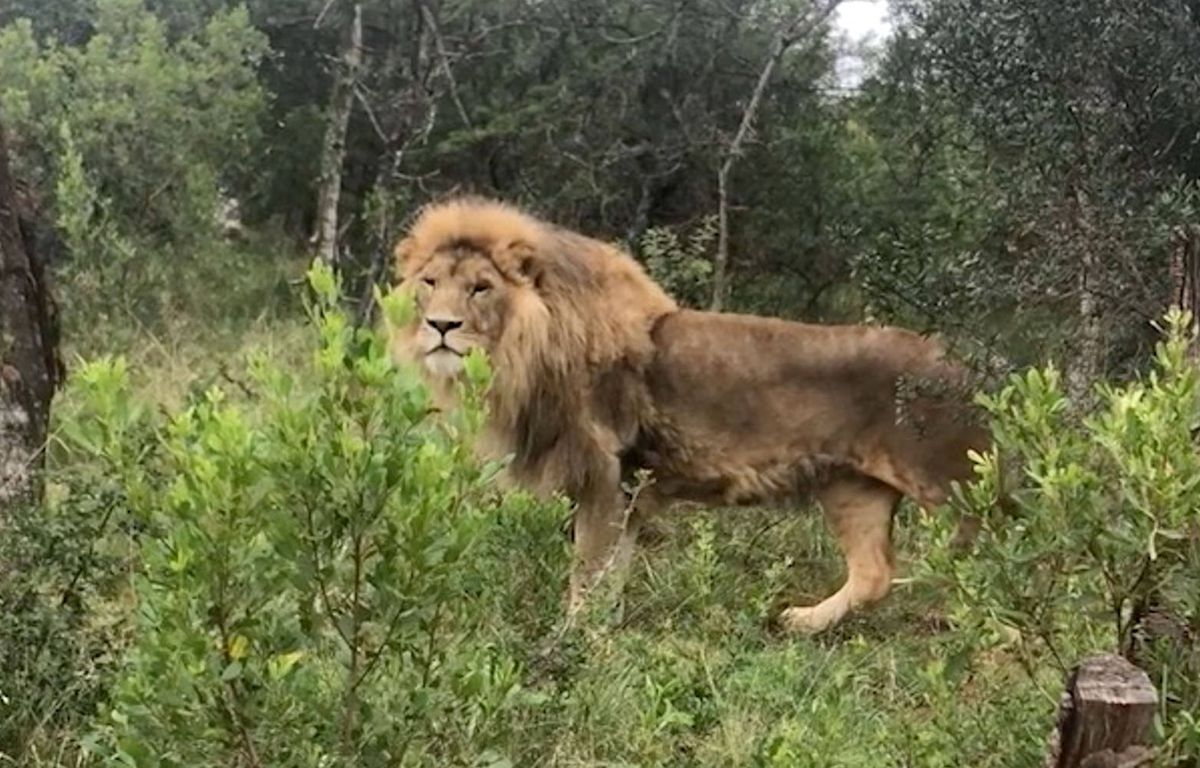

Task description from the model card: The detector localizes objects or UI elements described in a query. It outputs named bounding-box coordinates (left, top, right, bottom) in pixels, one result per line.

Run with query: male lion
left=389, top=196, right=989, bottom=634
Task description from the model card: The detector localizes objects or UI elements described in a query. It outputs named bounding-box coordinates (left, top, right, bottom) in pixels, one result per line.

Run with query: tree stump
left=1044, top=654, right=1159, bottom=768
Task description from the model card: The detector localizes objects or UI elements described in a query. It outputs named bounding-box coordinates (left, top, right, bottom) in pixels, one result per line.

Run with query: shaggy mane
left=400, top=196, right=549, bottom=276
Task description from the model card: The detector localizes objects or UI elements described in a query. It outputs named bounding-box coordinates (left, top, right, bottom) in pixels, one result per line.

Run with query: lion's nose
left=426, top=317, right=463, bottom=335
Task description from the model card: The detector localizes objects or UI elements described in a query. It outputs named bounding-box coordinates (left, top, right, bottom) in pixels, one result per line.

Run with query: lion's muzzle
left=418, top=315, right=474, bottom=377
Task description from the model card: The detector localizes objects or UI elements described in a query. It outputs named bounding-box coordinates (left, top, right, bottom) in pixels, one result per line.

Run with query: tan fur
left=390, top=195, right=990, bottom=634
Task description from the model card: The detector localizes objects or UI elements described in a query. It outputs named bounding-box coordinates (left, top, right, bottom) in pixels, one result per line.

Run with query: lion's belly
left=623, top=430, right=856, bottom=509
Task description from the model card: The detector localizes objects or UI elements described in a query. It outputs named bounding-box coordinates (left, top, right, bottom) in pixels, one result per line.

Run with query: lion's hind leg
left=778, top=475, right=900, bottom=635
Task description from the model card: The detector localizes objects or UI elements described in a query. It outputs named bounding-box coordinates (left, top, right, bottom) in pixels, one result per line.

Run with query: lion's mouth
left=423, top=346, right=465, bottom=377
left=429, top=343, right=460, bottom=355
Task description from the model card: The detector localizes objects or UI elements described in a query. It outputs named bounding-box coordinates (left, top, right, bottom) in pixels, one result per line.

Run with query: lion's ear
left=393, top=236, right=417, bottom=275
left=498, top=239, right=543, bottom=287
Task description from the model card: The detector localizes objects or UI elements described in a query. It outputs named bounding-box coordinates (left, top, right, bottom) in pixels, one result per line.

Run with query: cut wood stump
left=1044, top=654, right=1159, bottom=768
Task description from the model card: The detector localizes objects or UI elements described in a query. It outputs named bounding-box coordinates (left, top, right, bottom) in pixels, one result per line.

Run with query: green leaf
left=221, top=661, right=243, bottom=682
left=267, top=650, right=304, bottom=681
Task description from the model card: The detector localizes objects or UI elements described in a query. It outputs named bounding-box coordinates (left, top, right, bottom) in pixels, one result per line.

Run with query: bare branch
left=710, top=0, right=846, bottom=310
left=313, top=0, right=341, bottom=29
left=353, top=85, right=390, bottom=145
left=420, top=1, right=472, bottom=129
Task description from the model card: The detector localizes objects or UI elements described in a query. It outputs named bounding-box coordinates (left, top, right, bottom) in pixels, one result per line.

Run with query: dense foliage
left=924, top=310, right=1200, bottom=760
left=3, top=0, right=1197, bottom=369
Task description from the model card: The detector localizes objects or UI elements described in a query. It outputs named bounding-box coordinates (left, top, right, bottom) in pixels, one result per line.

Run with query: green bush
left=15, top=273, right=1199, bottom=767
left=639, top=217, right=716, bottom=310
left=0, top=350, right=158, bottom=764
left=923, top=308, right=1200, bottom=763
left=0, top=0, right=273, bottom=343
left=31, top=265, right=558, bottom=766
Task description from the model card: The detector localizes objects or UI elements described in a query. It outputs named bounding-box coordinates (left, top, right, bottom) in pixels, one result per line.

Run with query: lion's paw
left=777, top=605, right=835, bottom=636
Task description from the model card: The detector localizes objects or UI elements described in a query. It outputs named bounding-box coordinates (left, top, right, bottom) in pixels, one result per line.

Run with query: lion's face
left=407, top=250, right=517, bottom=378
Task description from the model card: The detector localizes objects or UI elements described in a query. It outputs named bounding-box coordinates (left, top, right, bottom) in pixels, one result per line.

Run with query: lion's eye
left=422, top=277, right=436, bottom=288
left=471, top=282, right=492, bottom=297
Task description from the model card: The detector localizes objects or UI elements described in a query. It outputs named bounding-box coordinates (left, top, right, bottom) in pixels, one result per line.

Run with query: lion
left=389, top=195, right=990, bottom=635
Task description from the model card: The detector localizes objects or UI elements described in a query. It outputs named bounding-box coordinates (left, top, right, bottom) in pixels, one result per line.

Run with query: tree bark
left=0, top=118, right=63, bottom=514
left=710, top=0, right=845, bottom=311
left=1067, top=247, right=1102, bottom=403
left=312, top=3, right=364, bottom=269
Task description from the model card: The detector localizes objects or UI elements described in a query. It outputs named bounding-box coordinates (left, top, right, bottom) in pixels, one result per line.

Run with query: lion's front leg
left=566, top=489, right=640, bottom=621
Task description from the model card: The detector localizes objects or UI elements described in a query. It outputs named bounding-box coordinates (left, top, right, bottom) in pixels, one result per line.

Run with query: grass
left=500, top=507, right=1058, bottom=767
left=56, top=234, right=311, bottom=408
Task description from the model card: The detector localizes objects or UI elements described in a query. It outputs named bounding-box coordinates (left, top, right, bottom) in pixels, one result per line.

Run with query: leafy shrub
left=40, top=264, right=558, bottom=766
left=1, top=0, right=275, bottom=342
left=53, top=120, right=145, bottom=325
left=923, top=308, right=1200, bottom=763
left=4, top=286, right=1078, bottom=767
left=639, top=216, right=716, bottom=309
left=0, top=0, right=267, bottom=241
left=0, top=493, right=127, bottom=764
left=17, top=271, right=1198, bottom=767
left=0, top=351, right=159, bottom=764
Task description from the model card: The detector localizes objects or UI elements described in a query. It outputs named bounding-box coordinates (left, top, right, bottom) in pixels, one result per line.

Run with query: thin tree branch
left=353, top=85, right=389, bottom=145
left=313, top=0, right=341, bottom=29
left=420, top=1, right=472, bottom=129
left=711, top=0, right=846, bottom=311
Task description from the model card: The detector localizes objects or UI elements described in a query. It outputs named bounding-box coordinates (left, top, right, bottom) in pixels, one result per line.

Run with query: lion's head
left=390, top=196, right=677, bottom=489
left=398, top=230, right=529, bottom=379
left=392, top=198, right=556, bottom=383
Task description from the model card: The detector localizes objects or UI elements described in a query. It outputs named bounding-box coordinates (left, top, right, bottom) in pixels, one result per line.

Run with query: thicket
left=2, top=268, right=573, bottom=765
left=5, top=0, right=1200, bottom=375
left=924, top=310, right=1200, bottom=761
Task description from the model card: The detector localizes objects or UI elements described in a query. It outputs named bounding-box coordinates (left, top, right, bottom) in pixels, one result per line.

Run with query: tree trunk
left=1169, top=223, right=1200, bottom=359
left=312, top=3, right=364, bottom=269
left=710, top=0, right=845, bottom=311
left=1067, top=248, right=1103, bottom=403
left=1066, top=186, right=1102, bottom=405
left=0, top=119, right=63, bottom=514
